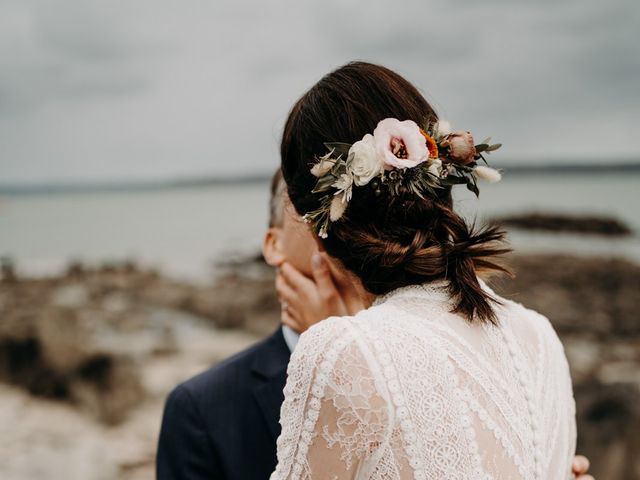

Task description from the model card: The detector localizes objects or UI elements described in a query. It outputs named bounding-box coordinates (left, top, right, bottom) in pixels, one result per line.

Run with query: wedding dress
left=271, top=280, right=576, bottom=480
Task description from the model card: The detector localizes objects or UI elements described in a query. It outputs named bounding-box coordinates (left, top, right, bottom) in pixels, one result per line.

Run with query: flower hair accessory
left=303, top=117, right=502, bottom=238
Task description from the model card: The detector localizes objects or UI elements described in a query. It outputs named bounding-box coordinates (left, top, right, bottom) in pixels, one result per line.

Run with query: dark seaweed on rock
left=493, top=212, right=632, bottom=236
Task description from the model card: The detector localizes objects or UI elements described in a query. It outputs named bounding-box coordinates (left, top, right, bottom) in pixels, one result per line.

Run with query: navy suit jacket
left=157, top=327, right=291, bottom=480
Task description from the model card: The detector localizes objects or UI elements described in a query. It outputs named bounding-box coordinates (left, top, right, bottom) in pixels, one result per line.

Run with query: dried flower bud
left=441, top=131, right=476, bottom=165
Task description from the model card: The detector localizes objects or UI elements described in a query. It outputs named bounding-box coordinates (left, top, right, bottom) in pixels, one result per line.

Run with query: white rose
left=348, top=134, right=383, bottom=186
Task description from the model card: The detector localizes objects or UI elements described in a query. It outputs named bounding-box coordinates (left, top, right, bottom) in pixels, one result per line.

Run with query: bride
left=270, top=62, right=576, bottom=479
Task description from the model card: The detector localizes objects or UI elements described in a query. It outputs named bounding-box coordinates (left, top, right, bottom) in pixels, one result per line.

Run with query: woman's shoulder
left=477, top=278, right=567, bottom=354
left=301, top=304, right=385, bottom=339
left=293, top=314, right=360, bottom=365
left=301, top=313, right=354, bottom=342
left=295, top=306, right=393, bottom=366
left=490, top=291, right=567, bottom=359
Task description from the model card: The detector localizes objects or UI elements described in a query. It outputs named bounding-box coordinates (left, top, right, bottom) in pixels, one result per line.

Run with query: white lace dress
left=271, top=280, right=576, bottom=480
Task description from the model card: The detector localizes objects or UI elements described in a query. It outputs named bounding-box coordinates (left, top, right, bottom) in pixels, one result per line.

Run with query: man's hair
left=269, top=168, right=286, bottom=228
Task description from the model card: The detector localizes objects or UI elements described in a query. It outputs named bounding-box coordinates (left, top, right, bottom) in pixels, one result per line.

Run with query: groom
left=156, top=170, right=594, bottom=480
left=156, top=170, right=351, bottom=479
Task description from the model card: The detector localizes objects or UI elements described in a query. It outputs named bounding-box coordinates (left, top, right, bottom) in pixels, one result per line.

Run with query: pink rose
left=441, top=131, right=476, bottom=165
left=373, top=118, right=429, bottom=170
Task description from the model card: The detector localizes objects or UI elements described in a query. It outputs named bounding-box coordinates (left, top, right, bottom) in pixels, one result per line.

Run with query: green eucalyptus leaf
left=486, top=143, right=502, bottom=152
left=466, top=181, right=480, bottom=197
left=331, top=160, right=348, bottom=176
left=454, top=164, right=475, bottom=173
left=440, top=176, right=468, bottom=186
left=323, top=142, right=352, bottom=158
left=312, top=175, right=337, bottom=193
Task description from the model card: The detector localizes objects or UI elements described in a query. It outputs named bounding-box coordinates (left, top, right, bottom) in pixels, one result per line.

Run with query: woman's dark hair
left=280, top=61, right=510, bottom=324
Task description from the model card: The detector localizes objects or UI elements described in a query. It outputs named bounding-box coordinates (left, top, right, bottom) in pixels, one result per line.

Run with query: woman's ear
left=262, top=227, right=286, bottom=267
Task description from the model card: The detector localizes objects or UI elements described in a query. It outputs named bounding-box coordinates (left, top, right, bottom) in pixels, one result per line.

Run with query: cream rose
left=373, top=118, right=429, bottom=170
left=348, top=134, right=383, bottom=186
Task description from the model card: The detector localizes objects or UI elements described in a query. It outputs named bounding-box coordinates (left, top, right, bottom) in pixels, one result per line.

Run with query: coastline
left=0, top=252, right=638, bottom=479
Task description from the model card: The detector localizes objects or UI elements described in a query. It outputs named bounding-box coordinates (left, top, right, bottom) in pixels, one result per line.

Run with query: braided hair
left=280, top=61, right=510, bottom=323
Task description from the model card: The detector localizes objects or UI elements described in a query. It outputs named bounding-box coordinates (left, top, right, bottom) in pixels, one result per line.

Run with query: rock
left=0, top=338, right=68, bottom=398
left=69, top=355, right=144, bottom=425
left=101, top=291, right=133, bottom=315
left=494, top=212, right=633, bottom=236
left=574, top=382, right=640, bottom=480
left=36, top=307, right=98, bottom=372
left=50, top=284, right=90, bottom=308
left=494, top=254, right=640, bottom=336
left=1, top=256, right=18, bottom=282
left=562, top=337, right=602, bottom=384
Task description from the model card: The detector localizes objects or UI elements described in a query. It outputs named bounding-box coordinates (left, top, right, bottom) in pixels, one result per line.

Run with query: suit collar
left=251, top=327, right=291, bottom=440
left=250, top=326, right=291, bottom=379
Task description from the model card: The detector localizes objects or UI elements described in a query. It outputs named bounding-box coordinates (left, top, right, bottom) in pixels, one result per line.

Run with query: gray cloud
left=0, top=0, right=638, bottom=184
left=0, top=1, right=150, bottom=114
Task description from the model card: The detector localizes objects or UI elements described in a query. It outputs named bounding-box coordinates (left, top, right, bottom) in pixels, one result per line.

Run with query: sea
left=1, top=173, right=638, bottom=283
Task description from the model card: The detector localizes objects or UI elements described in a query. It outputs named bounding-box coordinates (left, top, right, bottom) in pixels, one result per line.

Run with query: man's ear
left=262, top=227, right=286, bottom=267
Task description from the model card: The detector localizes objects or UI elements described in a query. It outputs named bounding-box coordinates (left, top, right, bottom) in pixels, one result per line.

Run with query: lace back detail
left=271, top=284, right=576, bottom=480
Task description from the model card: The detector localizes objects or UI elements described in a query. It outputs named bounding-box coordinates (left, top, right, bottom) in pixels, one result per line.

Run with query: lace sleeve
left=271, top=318, right=392, bottom=479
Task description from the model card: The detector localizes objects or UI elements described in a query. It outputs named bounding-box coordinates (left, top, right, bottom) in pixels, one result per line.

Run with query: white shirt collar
left=281, top=324, right=300, bottom=353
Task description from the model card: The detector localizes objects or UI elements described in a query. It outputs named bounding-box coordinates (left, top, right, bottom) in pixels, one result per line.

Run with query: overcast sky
left=1, top=0, right=638, bottom=184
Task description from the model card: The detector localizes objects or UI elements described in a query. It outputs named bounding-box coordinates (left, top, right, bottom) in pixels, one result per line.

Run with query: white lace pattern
left=271, top=280, right=576, bottom=479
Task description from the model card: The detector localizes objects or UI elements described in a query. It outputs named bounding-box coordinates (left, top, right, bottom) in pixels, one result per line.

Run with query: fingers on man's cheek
left=285, top=303, right=301, bottom=320
left=275, top=276, right=285, bottom=298
left=277, top=278, right=297, bottom=304
left=280, top=263, right=296, bottom=285
left=282, top=311, right=300, bottom=331
left=282, top=262, right=310, bottom=289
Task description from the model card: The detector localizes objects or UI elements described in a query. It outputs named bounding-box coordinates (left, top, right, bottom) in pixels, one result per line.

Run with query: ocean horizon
left=1, top=170, right=639, bottom=283
left=1, top=160, right=639, bottom=196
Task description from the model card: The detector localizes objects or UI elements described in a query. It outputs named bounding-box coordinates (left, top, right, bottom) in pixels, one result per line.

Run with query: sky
left=0, top=0, right=638, bottom=185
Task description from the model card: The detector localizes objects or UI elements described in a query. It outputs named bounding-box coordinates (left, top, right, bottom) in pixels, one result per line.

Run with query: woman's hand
left=572, top=455, right=593, bottom=480
left=276, top=253, right=366, bottom=333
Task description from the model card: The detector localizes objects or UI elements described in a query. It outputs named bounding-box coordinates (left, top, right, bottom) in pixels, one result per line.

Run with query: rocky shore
left=1, top=253, right=639, bottom=479
left=493, top=212, right=633, bottom=236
